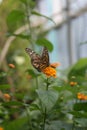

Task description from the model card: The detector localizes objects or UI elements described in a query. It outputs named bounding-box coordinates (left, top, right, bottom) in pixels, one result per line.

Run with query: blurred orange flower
left=84, top=95, right=87, bottom=100
left=42, top=66, right=57, bottom=78
left=0, top=127, right=4, bottom=130
left=70, top=81, right=77, bottom=86
left=50, top=62, right=60, bottom=68
left=42, top=62, right=60, bottom=78
left=4, top=93, right=11, bottom=101
left=77, top=93, right=87, bottom=100
left=8, top=64, right=15, bottom=69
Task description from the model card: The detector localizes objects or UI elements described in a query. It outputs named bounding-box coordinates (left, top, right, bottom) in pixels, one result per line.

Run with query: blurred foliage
left=0, top=0, right=20, bottom=47
left=68, top=58, right=87, bottom=78
left=0, top=0, right=87, bottom=130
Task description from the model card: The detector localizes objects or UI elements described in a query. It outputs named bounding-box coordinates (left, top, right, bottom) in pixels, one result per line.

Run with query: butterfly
left=25, top=47, right=49, bottom=72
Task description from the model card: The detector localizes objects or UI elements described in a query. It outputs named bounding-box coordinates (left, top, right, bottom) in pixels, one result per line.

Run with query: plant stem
left=42, top=78, right=49, bottom=130
left=25, top=106, right=32, bottom=130
left=72, top=119, right=75, bottom=130
left=43, top=107, right=46, bottom=130
left=36, top=77, right=38, bottom=89
left=46, top=78, right=49, bottom=90
left=25, top=0, right=34, bottom=48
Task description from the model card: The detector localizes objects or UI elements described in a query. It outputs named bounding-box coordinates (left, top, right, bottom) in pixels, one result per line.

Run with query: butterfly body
left=25, top=47, right=49, bottom=72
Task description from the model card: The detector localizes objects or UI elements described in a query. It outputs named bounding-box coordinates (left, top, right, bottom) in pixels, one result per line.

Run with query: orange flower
left=77, top=93, right=83, bottom=100
left=50, top=62, right=60, bottom=68
left=84, top=96, right=87, bottom=100
left=70, top=81, right=77, bottom=86
left=0, top=127, right=4, bottom=130
left=4, top=93, right=11, bottom=101
left=77, top=93, right=87, bottom=100
left=8, top=64, right=15, bottom=68
left=42, top=62, right=60, bottom=78
left=42, top=66, right=57, bottom=78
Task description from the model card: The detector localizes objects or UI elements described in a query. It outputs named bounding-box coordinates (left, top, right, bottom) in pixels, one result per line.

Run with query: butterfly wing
left=41, top=47, right=49, bottom=69
left=25, top=48, right=41, bottom=71
left=25, top=47, right=49, bottom=72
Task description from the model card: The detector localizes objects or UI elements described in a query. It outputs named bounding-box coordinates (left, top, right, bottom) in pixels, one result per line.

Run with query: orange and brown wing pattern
left=25, top=47, right=49, bottom=72
left=41, top=47, right=49, bottom=70
left=25, top=48, right=41, bottom=71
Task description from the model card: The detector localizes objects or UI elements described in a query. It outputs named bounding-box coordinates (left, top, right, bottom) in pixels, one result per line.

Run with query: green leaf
left=32, top=11, right=56, bottom=25
left=71, top=58, right=87, bottom=70
left=70, top=111, right=87, bottom=118
left=68, top=58, right=87, bottom=78
left=30, top=103, right=40, bottom=111
left=46, top=120, right=73, bottom=130
left=2, top=101, right=23, bottom=107
left=60, top=90, right=73, bottom=101
left=0, top=84, right=10, bottom=90
left=75, top=118, right=87, bottom=127
left=14, top=93, right=25, bottom=100
left=36, top=89, right=58, bottom=111
left=26, top=69, right=40, bottom=78
left=20, top=0, right=35, bottom=8
left=36, top=38, right=53, bottom=52
left=3, top=117, right=28, bottom=130
left=74, top=102, right=87, bottom=112
left=20, top=0, right=27, bottom=4
left=7, top=10, right=25, bottom=31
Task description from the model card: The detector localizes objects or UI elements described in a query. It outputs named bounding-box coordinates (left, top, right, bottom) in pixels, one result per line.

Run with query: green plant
left=0, top=0, right=87, bottom=130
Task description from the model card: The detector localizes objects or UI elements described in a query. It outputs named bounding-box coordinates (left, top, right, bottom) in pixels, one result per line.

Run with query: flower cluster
left=3, top=93, right=11, bottom=101
left=42, top=66, right=57, bottom=78
left=70, top=81, right=77, bottom=86
left=42, top=62, right=60, bottom=78
left=0, top=127, right=4, bottom=130
left=50, top=62, right=60, bottom=68
left=77, top=93, right=87, bottom=100
left=8, top=63, right=15, bottom=69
